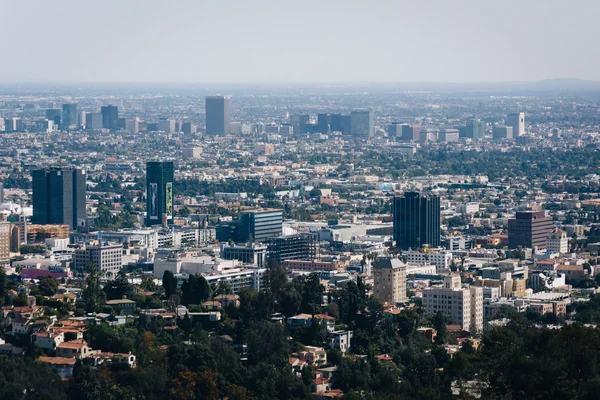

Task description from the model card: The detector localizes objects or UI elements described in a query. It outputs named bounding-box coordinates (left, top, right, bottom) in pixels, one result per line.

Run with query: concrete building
left=493, top=125, right=513, bottom=140
left=508, top=211, right=553, bottom=250
left=507, top=112, right=525, bottom=137
left=0, top=223, right=10, bottom=266
left=547, top=227, right=569, bottom=254
left=422, top=274, right=483, bottom=333
left=74, top=242, right=123, bottom=276
left=403, top=250, right=452, bottom=271
left=101, top=105, right=119, bottom=130
left=438, top=128, right=460, bottom=142
left=220, top=242, right=267, bottom=268
left=158, top=118, right=175, bottom=133
left=182, top=148, right=202, bottom=159
left=373, top=257, right=407, bottom=304
left=350, top=110, right=374, bottom=138
left=205, top=95, right=230, bottom=134
left=85, top=113, right=103, bottom=130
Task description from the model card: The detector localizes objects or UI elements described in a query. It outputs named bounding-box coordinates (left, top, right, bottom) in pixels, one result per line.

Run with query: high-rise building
left=350, top=110, right=374, bottom=138
left=266, top=233, right=319, bottom=264
left=508, top=211, right=553, bottom=249
left=145, top=162, right=175, bottom=226
left=466, top=119, right=485, bottom=140
left=438, top=128, right=460, bottom=142
left=393, top=192, right=441, bottom=250
left=493, top=125, right=513, bottom=140
left=373, top=257, right=407, bottom=304
left=74, top=241, right=123, bottom=275
left=330, top=113, right=342, bottom=133
left=216, top=209, right=283, bottom=243
left=31, top=168, right=86, bottom=230
left=205, top=95, right=230, bottom=134
left=317, top=113, right=331, bottom=133
left=422, top=274, right=483, bottom=333
left=506, top=112, right=525, bottom=137
left=4, top=117, right=20, bottom=132
left=45, top=109, right=62, bottom=125
left=0, top=182, right=4, bottom=203
left=61, top=103, right=77, bottom=128
left=125, top=118, right=139, bottom=134
left=158, top=118, right=175, bottom=133
left=181, top=121, right=196, bottom=135
left=101, top=105, right=119, bottom=130
left=0, top=223, right=10, bottom=266
left=401, top=124, right=420, bottom=141
left=86, top=113, right=103, bottom=130
left=387, top=122, right=405, bottom=140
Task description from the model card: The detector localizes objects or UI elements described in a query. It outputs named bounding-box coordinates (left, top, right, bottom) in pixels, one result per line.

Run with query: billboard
left=149, top=183, right=158, bottom=220
left=166, top=182, right=173, bottom=219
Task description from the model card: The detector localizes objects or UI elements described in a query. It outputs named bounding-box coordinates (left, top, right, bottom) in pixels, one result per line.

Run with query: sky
left=1, top=0, right=599, bottom=84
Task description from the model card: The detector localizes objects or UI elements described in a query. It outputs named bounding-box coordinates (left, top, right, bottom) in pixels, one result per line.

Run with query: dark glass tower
left=62, top=103, right=78, bottom=127
left=32, top=168, right=86, bottom=229
left=205, top=96, right=230, bottom=134
left=101, top=105, right=119, bottom=129
left=393, top=192, right=440, bottom=250
left=145, top=161, right=174, bottom=226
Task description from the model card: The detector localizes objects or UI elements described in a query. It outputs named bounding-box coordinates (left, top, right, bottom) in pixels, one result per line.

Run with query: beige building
left=547, top=227, right=569, bottom=254
left=422, top=274, right=484, bottom=333
left=0, top=223, right=10, bottom=266
left=373, top=257, right=407, bottom=304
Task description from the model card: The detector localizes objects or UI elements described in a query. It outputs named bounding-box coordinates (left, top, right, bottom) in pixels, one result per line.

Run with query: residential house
left=39, top=356, right=77, bottom=378
left=329, top=330, right=353, bottom=353
left=56, top=339, right=95, bottom=359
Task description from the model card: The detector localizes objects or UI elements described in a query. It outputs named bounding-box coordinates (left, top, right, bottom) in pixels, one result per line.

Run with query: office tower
left=317, top=113, right=331, bottom=133
left=181, top=121, right=196, bottom=135
left=373, top=257, right=407, bottom=304
left=401, top=124, right=420, bottom=141
left=266, top=232, right=319, bottom=264
left=493, top=125, right=513, bottom=140
left=420, top=128, right=439, bottom=142
left=438, top=128, right=460, bottom=142
left=350, top=110, right=374, bottom=138
left=506, top=112, right=525, bottom=137
left=393, top=192, right=441, bottom=250
left=205, top=95, right=230, bottom=134
left=101, top=105, right=119, bottom=129
left=466, top=119, right=485, bottom=140
left=61, top=103, right=77, bottom=127
left=86, top=113, right=103, bottom=130
left=31, top=168, right=86, bottom=230
left=387, top=122, right=404, bottom=140
left=216, top=209, right=283, bottom=243
left=45, top=109, right=62, bottom=125
left=290, top=114, right=310, bottom=135
left=221, top=242, right=268, bottom=268
left=74, top=242, right=123, bottom=275
left=330, top=113, right=342, bottom=132
left=145, top=161, right=175, bottom=226
left=508, top=211, right=553, bottom=249
left=35, top=119, right=54, bottom=133
left=279, top=124, right=293, bottom=136
left=0, top=223, right=10, bottom=266
left=422, top=274, right=483, bottom=333
left=4, top=117, right=19, bottom=132
left=158, top=118, right=175, bottom=133
left=0, top=182, right=3, bottom=203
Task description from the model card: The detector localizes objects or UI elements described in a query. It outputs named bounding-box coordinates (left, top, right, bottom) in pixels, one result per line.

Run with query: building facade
left=205, top=95, right=230, bottom=134
left=393, top=192, right=441, bottom=250
left=506, top=112, right=525, bottom=137
left=373, top=257, right=407, bottom=304
left=508, top=211, right=553, bottom=249
left=547, top=227, right=568, bottom=254
left=31, top=168, right=86, bottom=230
left=74, top=242, right=123, bottom=276
left=350, top=110, right=374, bottom=138
left=422, top=274, right=483, bottom=333
left=101, top=105, right=119, bottom=130
left=145, top=161, right=174, bottom=226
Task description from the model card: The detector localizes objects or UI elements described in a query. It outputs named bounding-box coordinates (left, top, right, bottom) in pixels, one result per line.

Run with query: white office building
left=422, top=274, right=483, bottom=333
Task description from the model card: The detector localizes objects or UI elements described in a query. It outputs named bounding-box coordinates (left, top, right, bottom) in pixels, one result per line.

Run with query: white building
left=373, top=258, right=407, bottom=304
left=404, top=250, right=452, bottom=272
left=547, top=227, right=568, bottom=254
left=74, top=242, right=123, bottom=276
left=329, top=330, right=353, bottom=353
left=422, top=274, right=483, bottom=333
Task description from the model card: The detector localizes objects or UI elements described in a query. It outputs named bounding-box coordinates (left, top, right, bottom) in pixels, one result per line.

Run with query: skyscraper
left=61, top=103, right=77, bottom=128
left=205, top=95, right=230, bottom=134
left=466, top=119, right=485, bottom=140
left=31, top=168, right=86, bottom=230
left=101, top=105, right=119, bottom=130
left=86, top=113, right=103, bottom=130
left=393, top=192, right=441, bottom=250
left=145, top=161, right=174, bottom=226
left=317, top=113, right=331, bottom=133
left=45, top=109, right=62, bottom=125
left=506, top=112, right=525, bottom=137
left=387, top=122, right=405, bottom=140
left=350, top=110, right=374, bottom=138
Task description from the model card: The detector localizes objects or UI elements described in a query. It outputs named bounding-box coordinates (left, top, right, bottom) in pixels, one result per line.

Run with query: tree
left=0, top=267, right=7, bottom=305
left=103, top=269, right=134, bottom=301
left=309, top=188, right=322, bottom=198
left=162, top=270, right=178, bottom=297
left=83, top=265, right=106, bottom=313
left=38, top=276, right=59, bottom=296
left=181, top=274, right=211, bottom=306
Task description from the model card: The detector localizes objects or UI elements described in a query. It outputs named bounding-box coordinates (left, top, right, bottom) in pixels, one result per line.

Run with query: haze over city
left=2, top=0, right=600, bottom=84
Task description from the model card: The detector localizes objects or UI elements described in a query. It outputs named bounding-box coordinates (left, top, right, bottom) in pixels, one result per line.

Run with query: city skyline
left=2, top=0, right=599, bottom=84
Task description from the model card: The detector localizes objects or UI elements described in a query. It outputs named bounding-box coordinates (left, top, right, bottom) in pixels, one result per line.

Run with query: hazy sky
left=2, top=0, right=599, bottom=84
